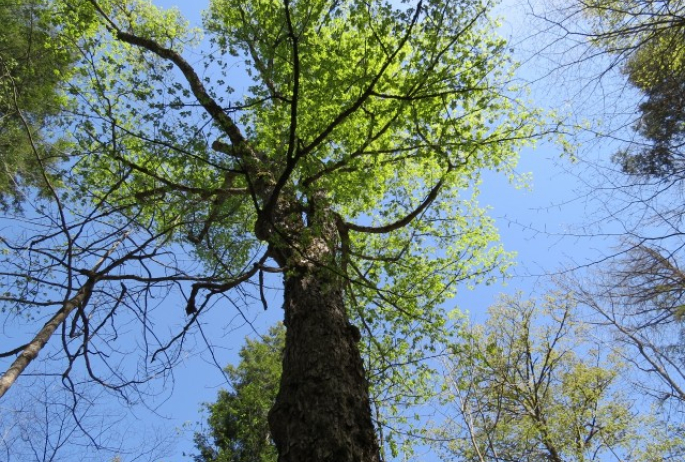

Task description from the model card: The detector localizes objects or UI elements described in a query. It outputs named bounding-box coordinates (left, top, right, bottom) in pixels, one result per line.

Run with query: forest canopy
left=12, top=1, right=670, bottom=461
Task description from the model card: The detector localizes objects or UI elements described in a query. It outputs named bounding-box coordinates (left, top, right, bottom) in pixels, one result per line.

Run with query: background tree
left=573, top=0, right=685, bottom=178
left=0, top=0, right=546, bottom=460
left=433, top=293, right=682, bottom=462
left=0, top=0, right=74, bottom=207
left=547, top=0, right=685, bottom=418
left=0, top=367, right=174, bottom=462
left=566, top=244, right=685, bottom=409
left=193, top=325, right=283, bottom=462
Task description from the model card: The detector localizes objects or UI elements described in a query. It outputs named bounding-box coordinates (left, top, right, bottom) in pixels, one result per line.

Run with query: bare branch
left=0, top=231, right=129, bottom=400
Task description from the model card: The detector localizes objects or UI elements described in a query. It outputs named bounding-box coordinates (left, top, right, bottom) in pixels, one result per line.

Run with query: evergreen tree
left=0, top=0, right=73, bottom=207
left=193, top=326, right=283, bottom=462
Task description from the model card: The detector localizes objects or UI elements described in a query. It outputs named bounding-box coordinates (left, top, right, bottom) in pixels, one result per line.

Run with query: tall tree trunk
left=268, top=261, right=380, bottom=462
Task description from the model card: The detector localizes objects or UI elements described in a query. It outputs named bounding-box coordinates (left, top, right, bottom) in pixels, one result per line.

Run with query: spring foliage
left=0, top=0, right=548, bottom=457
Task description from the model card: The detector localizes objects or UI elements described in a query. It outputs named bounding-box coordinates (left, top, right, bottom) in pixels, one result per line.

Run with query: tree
left=580, top=0, right=685, bottom=179
left=193, top=325, right=283, bottom=462
left=0, top=0, right=73, bottom=207
left=0, top=367, right=175, bottom=462
left=613, top=46, right=685, bottom=178
left=566, top=243, right=685, bottom=408
left=550, top=0, right=685, bottom=416
left=539, top=0, right=685, bottom=180
left=434, top=293, right=683, bottom=462
left=0, top=0, right=545, bottom=460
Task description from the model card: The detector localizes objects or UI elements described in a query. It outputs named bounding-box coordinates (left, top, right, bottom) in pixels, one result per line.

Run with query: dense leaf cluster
left=0, top=0, right=73, bottom=207
left=193, top=326, right=283, bottom=462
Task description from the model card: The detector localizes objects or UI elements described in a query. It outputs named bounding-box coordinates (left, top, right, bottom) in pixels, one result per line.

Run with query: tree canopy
left=0, top=0, right=73, bottom=207
left=435, top=293, right=683, bottom=462
left=193, top=326, right=283, bottom=462
left=559, top=0, right=685, bottom=419
left=576, top=0, right=685, bottom=178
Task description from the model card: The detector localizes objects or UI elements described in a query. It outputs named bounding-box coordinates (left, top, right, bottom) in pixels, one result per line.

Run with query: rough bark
left=269, top=264, right=380, bottom=462
left=266, top=191, right=380, bottom=462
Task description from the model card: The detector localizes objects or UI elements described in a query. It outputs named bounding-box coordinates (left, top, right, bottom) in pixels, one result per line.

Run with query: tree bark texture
left=269, top=264, right=381, bottom=462
left=265, top=193, right=381, bottom=462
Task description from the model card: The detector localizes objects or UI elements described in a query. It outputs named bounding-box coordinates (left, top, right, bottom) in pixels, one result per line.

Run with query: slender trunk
left=0, top=281, right=92, bottom=399
left=268, top=264, right=380, bottom=462
left=0, top=231, right=128, bottom=399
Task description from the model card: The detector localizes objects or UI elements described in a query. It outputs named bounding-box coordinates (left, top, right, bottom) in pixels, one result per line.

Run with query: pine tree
left=193, top=326, right=283, bottom=462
